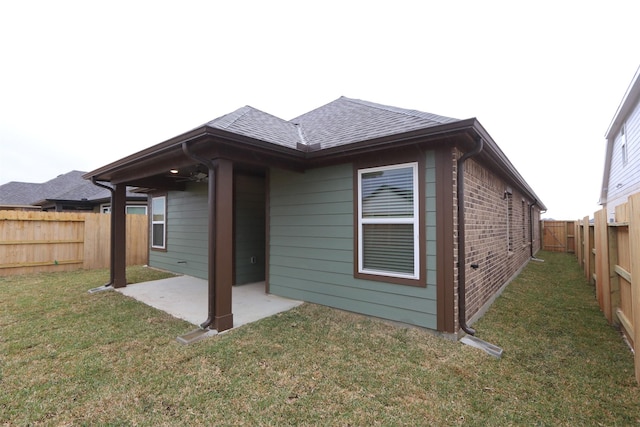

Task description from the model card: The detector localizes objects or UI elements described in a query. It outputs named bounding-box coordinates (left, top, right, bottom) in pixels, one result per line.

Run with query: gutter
left=457, top=136, right=483, bottom=336
left=181, top=142, right=217, bottom=330
left=87, top=178, right=116, bottom=293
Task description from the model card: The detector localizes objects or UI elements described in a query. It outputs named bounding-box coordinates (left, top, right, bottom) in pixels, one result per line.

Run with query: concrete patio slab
left=117, top=275, right=303, bottom=330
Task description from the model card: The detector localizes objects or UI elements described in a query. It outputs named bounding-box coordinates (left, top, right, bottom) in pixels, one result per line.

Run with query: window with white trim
left=151, top=195, right=166, bottom=249
left=357, top=162, right=419, bottom=279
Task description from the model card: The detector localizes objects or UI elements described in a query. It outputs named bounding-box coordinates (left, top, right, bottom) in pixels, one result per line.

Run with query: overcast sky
left=1, top=1, right=638, bottom=220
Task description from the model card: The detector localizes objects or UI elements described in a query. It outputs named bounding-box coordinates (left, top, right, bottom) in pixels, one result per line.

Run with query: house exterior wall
left=149, top=183, right=209, bottom=279
left=459, top=155, right=541, bottom=322
left=268, top=154, right=439, bottom=329
left=235, top=174, right=266, bottom=285
left=148, top=176, right=266, bottom=284
left=605, top=98, right=640, bottom=221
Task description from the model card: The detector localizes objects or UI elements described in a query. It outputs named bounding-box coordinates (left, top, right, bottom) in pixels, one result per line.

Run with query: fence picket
left=628, top=193, right=640, bottom=383
left=574, top=193, right=640, bottom=383
left=0, top=211, right=147, bottom=276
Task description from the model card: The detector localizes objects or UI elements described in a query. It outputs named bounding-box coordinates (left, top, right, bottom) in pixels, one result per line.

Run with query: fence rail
left=0, top=210, right=148, bottom=276
left=576, top=193, right=640, bottom=383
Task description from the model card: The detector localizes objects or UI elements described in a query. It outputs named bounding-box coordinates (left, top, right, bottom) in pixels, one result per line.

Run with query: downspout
left=457, top=137, right=483, bottom=336
left=90, top=177, right=115, bottom=288
left=181, top=142, right=217, bottom=330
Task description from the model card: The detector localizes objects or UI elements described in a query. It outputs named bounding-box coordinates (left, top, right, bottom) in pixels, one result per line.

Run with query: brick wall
left=456, top=154, right=542, bottom=323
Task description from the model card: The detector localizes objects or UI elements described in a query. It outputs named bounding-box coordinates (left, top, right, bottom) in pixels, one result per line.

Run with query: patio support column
left=113, top=183, right=127, bottom=288
left=213, top=158, right=234, bottom=331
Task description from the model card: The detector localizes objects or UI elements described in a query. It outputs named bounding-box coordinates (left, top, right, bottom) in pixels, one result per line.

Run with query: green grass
left=1, top=254, right=639, bottom=425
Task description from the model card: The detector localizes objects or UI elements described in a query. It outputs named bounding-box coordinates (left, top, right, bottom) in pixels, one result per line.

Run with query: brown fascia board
left=83, top=126, right=210, bottom=182
left=308, top=117, right=546, bottom=210
left=84, top=126, right=306, bottom=184
left=305, top=118, right=480, bottom=160
left=471, top=120, right=547, bottom=211
left=83, top=118, right=545, bottom=210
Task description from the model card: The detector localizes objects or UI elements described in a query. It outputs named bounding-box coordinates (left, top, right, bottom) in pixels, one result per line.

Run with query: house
left=0, top=170, right=147, bottom=213
left=600, top=65, right=640, bottom=222
left=84, top=97, right=546, bottom=337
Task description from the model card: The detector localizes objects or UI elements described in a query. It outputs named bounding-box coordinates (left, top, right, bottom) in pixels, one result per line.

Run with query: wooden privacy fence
left=541, top=220, right=576, bottom=253
left=576, top=193, right=640, bottom=383
left=0, top=210, right=148, bottom=276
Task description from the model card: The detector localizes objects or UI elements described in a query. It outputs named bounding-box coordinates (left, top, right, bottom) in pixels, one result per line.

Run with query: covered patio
left=117, top=275, right=303, bottom=332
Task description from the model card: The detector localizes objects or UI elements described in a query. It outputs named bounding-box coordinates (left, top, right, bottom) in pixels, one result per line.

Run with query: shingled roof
left=290, top=97, right=459, bottom=149
left=204, top=97, right=460, bottom=150
left=0, top=170, right=140, bottom=206
left=83, top=96, right=545, bottom=211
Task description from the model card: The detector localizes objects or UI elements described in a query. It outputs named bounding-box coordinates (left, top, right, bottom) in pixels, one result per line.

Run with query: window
left=357, top=163, right=419, bottom=280
left=506, top=188, right=513, bottom=253
left=151, top=195, right=166, bottom=249
left=126, top=205, right=147, bottom=215
left=522, top=200, right=526, bottom=242
left=101, top=205, right=148, bottom=214
left=621, top=125, right=628, bottom=166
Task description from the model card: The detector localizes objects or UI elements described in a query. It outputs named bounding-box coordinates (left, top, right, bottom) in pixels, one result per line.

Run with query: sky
left=1, top=1, right=639, bottom=220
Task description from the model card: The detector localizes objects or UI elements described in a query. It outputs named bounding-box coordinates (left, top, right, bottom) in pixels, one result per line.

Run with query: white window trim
left=151, top=195, right=166, bottom=249
left=357, top=162, right=420, bottom=280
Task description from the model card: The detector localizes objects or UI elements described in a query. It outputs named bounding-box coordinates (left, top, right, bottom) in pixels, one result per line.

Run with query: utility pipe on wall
left=181, top=142, right=217, bottom=330
left=456, top=137, right=484, bottom=336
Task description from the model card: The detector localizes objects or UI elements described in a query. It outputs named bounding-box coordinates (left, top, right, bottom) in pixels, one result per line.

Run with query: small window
left=506, top=190, right=513, bottom=253
left=151, top=196, right=166, bottom=249
left=357, top=163, right=419, bottom=279
left=522, top=200, right=526, bottom=242
left=622, top=125, right=628, bottom=166
left=101, top=205, right=148, bottom=215
left=126, top=205, right=147, bottom=215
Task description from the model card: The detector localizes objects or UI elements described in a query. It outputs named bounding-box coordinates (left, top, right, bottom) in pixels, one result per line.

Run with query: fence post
left=594, top=209, right=611, bottom=321
left=583, top=216, right=591, bottom=282
left=628, top=193, right=640, bottom=383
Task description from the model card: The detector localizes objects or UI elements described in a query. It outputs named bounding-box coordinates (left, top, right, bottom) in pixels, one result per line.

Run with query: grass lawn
left=1, top=253, right=639, bottom=425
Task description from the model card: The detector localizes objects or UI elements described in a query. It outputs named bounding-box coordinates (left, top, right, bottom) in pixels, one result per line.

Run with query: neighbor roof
left=0, top=170, right=142, bottom=206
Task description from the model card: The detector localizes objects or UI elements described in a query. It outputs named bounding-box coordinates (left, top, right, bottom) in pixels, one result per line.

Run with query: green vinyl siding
left=149, top=182, right=209, bottom=279
left=235, top=174, right=266, bottom=285
left=269, top=153, right=438, bottom=329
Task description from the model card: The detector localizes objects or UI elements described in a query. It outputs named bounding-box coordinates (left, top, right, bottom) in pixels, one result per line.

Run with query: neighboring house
left=84, top=96, right=546, bottom=336
left=600, top=65, right=640, bottom=222
left=0, top=170, right=147, bottom=213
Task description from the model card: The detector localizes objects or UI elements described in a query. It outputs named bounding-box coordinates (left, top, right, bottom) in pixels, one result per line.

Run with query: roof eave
left=83, top=125, right=307, bottom=184
left=83, top=126, right=212, bottom=182
left=470, top=120, right=547, bottom=211
left=605, top=65, right=640, bottom=139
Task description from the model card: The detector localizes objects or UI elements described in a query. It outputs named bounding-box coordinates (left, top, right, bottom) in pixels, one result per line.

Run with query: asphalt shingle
left=203, top=96, right=460, bottom=151
left=0, top=170, right=136, bottom=206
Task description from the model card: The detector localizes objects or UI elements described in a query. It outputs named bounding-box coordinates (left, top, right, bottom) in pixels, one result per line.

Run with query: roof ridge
left=211, top=106, right=254, bottom=130
left=342, top=96, right=458, bottom=123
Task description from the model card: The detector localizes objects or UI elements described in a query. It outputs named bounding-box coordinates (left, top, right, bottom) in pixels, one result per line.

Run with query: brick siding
left=455, top=153, right=542, bottom=325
